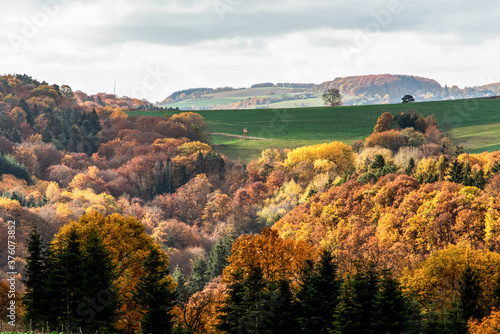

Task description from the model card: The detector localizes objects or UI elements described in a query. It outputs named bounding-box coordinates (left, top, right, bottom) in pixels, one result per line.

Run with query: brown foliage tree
left=374, top=112, right=393, bottom=133
left=364, top=129, right=406, bottom=152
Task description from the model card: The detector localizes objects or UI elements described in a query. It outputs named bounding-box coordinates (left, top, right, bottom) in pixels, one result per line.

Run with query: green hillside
left=129, top=98, right=500, bottom=161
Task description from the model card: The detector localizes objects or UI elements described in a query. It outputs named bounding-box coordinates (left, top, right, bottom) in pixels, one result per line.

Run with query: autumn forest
left=2, top=74, right=500, bottom=333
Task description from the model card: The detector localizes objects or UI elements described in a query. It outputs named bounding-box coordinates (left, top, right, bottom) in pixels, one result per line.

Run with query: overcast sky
left=1, top=0, right=499, bottom=102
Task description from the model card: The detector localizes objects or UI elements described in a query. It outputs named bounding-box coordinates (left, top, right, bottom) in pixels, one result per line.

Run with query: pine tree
left=373, top=269, right=413, bottom=333
left=0, top=153, right=32, bottom=184
left=22, top=225, right=48, bottom=329
left=172, top=265, right=187, bottom=304
left=296, top=250, right=341, bottom=334
left=44, top=227, right=84, bottom=331
left=216, top=269, right=246, bottom=334
left=217, top=265, right=287, bottom=334
left=79, top=230, right=120, bottom=333
left=186, top=257, right=208, bottom=296
left=370, top=154, right=386, bottom=170
left=447, top=159, right=464, bottom=184
left=334, top=263, right=379, bottom=334
left=406, top=157, right=416, bottom=176
left=238, top=266, right=272, bottom=332
left=268, top=278, right=299, bottom=334
left=459, top=265, right=483, bottom=322
left=437, top=298, right=468, bottom=334
left=206, top=236, right=233, bottom=282
left=134, top=247, right=176, bottom=334
left=461, top=162, right=473, bottom=186
left=473, top=169, right=486, bottom=189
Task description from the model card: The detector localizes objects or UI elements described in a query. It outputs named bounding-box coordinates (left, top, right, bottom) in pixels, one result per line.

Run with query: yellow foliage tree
left=178, top=141, right=212, bottom=156
left=402, top=245, right=500, bottom=315
left=284, top=141, right=354, bottom=175
left=109, top=107, right=128, bottom=120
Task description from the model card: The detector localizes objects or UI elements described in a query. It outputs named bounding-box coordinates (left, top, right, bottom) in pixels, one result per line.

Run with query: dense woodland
left=2, top=74, right=500, bottom=333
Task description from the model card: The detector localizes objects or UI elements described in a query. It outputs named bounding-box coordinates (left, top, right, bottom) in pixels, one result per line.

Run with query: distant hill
left=157, top=74, right=500, bottom=110
left=312, top=74, right=443, bottom=98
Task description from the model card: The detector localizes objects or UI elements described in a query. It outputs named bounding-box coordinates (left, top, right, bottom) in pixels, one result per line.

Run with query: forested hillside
left=2, top=74, right=500, bottom=333
left=313, top=74, right=443, bottom=98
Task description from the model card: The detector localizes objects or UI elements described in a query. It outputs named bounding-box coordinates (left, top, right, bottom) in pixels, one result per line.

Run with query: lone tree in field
left=401, top=95, right=415, bottom=103
left=323, top=88, right=343, bottom=107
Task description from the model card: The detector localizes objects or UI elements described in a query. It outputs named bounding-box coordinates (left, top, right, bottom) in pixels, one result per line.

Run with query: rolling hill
left=157, top=74, right=500, bottom=111
left=130, top=98, right=500, bottom=162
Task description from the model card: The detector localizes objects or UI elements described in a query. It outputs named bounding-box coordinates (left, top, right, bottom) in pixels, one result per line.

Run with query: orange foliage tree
left=52, top=212, right=175, bottom=334
left=222, top=228, right=319, bottom=284
left=374, top=112, right=393, bottom=133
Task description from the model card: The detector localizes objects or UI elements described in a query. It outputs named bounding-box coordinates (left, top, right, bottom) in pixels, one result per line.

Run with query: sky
left=1, top=0, right=499, bottom=102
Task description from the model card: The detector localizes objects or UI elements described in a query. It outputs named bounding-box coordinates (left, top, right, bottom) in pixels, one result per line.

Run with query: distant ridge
left=157, top=74, right=500, bottom=109
left=312, top=74, right=442, bottom=98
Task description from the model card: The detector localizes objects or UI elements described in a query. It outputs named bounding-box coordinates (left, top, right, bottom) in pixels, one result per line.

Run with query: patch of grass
left=448, top=122, right=500, bottom=153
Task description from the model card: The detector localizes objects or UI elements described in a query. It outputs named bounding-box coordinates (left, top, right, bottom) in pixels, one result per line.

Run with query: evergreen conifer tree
left=473, top=169, right=486, bottom=189
left=447, top=159, right=464, bottom=184
left=22, top=225, right=48, bottom=329
left=370, top=154, right=386, bottom=170
left=334, top=263, right=379, bottom=333
left=373, top=269, right=413, bottom=333
left=406, top=157, right=416, bottom=176
left=216, top=269, right=246, bottom=334
left=206, top=236, right=233, bottom=282
left=268, top=278, right=299, bottom=334
left=296, top=250, right=341, bottom=334
left=79, top=230, right=120, bottom=333
left=186, top=257, right=208, bottom=296
left=134, top=247, right=176, bottom=334
left=172, top=265, right=187, bottom=304
left=459, top=265, right=483, bottom=322
left=44, top=227, right=84, bottom=331
left=461, top=162, right=473, bottom=186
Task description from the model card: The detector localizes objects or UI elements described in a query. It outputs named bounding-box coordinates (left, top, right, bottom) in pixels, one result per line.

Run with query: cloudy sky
left=1, top=0, right=499, bottom=102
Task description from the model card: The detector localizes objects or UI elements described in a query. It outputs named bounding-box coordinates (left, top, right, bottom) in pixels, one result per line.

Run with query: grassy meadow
left=129, top=98, right=500, bottom=162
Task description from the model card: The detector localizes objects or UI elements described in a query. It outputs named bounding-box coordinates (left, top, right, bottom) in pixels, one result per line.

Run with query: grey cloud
left=65, top=0, right=500, bottom=48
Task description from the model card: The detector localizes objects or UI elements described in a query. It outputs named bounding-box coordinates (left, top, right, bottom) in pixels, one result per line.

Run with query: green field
left=129, top=99, right=500, bottom=162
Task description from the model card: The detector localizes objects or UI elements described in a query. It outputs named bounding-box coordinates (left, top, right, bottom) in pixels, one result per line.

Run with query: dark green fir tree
left=186, top=257, right=208, bottom=296
left=134, top=247, right=176, bottom=334
left=22, top=225, right=48, bottom=329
